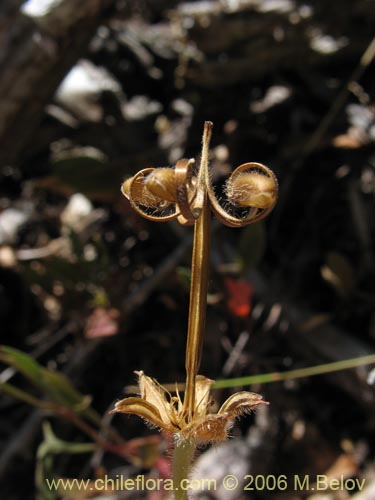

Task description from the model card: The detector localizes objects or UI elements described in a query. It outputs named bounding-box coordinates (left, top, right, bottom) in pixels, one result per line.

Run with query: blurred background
left=0, top=1, right=374, bottom=499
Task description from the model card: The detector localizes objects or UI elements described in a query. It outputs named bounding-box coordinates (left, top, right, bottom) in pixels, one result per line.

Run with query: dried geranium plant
left=114, top=122, right=278, bottom=498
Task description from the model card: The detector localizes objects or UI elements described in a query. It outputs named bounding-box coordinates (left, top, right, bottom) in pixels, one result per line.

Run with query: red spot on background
left=225, top=277, right=253, bottom=317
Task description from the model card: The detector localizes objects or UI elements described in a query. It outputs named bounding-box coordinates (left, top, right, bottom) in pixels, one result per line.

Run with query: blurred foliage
left=0, top=345, right=93, bottom=415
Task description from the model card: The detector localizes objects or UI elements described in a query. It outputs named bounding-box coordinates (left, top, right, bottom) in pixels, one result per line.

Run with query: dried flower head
left=113, top=371, right=267, bottom=445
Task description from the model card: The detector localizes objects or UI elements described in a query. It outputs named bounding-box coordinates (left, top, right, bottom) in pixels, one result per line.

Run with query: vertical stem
left=173, top=439, right=195, bottom=500
left=183, top=122, right=212, bottom=420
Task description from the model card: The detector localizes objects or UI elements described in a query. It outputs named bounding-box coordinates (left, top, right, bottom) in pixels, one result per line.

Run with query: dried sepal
left=218, top=391, right=267, bottom=416
left=135, top=371, right=174, bottom=425
left=194, top=375, right=214, bottom=418
left=114, top=397, right=175, bottom=431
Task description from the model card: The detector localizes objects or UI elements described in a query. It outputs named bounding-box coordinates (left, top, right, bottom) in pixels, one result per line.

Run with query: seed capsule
left=145, top=168, right=177, bottom=203
left=226, top=172, right=277, bottom=209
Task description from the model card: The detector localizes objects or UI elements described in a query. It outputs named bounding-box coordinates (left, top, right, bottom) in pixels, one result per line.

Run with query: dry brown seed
left=226, top=172, right=277, bottom=208
left=121, top=174, right=167, bottom=208
left=145, top=168, right=177, bottom=203
left=121, top=176, right=143, bottom=201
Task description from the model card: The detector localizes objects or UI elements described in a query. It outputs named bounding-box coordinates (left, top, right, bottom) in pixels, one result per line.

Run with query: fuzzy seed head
left=226, top=172, right=277, bottom=209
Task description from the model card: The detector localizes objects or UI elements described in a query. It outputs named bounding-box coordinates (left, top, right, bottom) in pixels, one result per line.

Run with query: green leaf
left=0, top=382, right=55, bottom=410
left=0, top=345, right=43, bottom=385
left=51, top=155, right=122, bottom=199
left=0, top=346, right=90, bottom=412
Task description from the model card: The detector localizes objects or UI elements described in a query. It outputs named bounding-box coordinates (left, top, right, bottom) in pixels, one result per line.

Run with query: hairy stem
left=173, top=439, right=195, bottom=500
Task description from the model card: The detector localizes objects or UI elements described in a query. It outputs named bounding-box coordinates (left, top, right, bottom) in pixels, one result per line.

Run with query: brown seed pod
left=206, top=162, right=278, bottom=227
left=121, top=175, right=143, bottom=201
left=121, top=169, right=174, bottom=212
left=226, top=171, right=277, bottom=209
left=145, top=168, right=177, bottom=203
left=121, top=168, right=177, bottom=221
left=121, top=175, right=161, bottom=208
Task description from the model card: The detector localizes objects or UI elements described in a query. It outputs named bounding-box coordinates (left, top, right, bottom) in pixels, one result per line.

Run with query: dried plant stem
left=175, top=123, right=212, bottom=498
left=172, top=439, right=195, bottom=500
left=55, top=408, right=128, bottom=458
left=183, top=122, right=212, bottom=420
left=183, top=197, right=211, bottom=419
